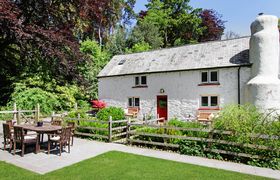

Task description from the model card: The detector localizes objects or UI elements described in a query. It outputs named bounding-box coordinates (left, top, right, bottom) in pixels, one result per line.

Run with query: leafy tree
left=199, top=9, right=225, bottom=42
left=126, top=42, right=152, bottom=53
left=79, top=0, right=136, bottom=45
left=128, top=21, right=163, bottom=49
left=140, top=0, right=204, bottom=47
left=106, top=26, right=129, bottom=55
left=0, top=0, right=84, bottom=105
left=80, top=40, right=111, bottom=99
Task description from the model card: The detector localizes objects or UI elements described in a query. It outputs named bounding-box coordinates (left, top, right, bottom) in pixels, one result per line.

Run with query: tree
left=80, top=40, right=111, bottom=99
left=126, top=42, right=152, bottom=53
left=199, top=9, right=225, bottom=42
left=79, top=0, right=136, bottom=45
left=106, top=26, right=128, bottom=55
left=0, top=0, right=83, bottom=105
left=128, top=21, right=163, bottom=49
left=139, top=0, right=204, bottom=47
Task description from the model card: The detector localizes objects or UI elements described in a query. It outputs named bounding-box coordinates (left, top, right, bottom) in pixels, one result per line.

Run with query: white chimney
left=246, top=15, right=280, bottom=110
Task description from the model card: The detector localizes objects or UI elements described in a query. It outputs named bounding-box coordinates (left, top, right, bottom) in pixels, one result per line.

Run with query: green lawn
left=0, top=151, right=269, bottom=180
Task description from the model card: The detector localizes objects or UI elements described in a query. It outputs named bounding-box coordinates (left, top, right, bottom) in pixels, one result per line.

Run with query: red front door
left=157, top=96, right=168, bottom=121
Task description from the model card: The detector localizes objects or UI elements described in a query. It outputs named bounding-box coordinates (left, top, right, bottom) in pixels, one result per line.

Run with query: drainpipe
left=237, top=67, right=241, bottom=105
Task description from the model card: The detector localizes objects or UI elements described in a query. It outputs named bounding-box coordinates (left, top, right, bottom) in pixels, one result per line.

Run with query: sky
left=134, top=0, right=280, bottom=36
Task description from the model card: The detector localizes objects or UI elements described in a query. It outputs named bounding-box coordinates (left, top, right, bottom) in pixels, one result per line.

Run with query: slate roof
left=98, top=37, right=251, bottom=78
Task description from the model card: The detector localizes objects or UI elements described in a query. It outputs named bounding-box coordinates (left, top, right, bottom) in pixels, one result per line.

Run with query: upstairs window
left=128, top=97, right=140, bottom=107
left=134, top=76, right=147, bottom=86
left=201, top=70, right=219, bottom=83
left=201, top=95, right=219, bottom=107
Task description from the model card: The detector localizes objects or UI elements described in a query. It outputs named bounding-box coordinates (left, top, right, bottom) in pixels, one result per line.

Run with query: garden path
left=0, top=137, right=279, bottom=179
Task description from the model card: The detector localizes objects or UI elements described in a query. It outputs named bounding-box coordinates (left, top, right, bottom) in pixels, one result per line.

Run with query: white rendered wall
left=246, top=15, right=280, bottom=110
left=98, top=67, right=251, bottom=120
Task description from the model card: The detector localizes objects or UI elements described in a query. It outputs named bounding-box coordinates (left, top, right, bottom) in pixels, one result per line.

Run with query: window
left=141, top=76, right=147, bottom=85
left=200, top=70, right=219, bottom=83
left=135, top=77, right=139, bottom=86
left=128, top=97, right=140, bottom=107
left=134, top=76, right=147, bottom=86
left=210, top=71, right=218, bottom=82
left=201, top=96, right=219, bottom=107
left=201, top=72, right=208, bottom=83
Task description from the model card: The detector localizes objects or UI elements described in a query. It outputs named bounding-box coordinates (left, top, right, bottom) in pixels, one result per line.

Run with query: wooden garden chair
left=13, top=126, right=38, bottom=157
left=3, top=123, right=13, bottom=152
left=67, top=122, right=75, bottom=146
left=48, top=127, right=71, bottom=156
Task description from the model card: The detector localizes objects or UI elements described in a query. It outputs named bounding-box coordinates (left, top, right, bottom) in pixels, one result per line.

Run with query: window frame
left=200, top=70, right=219, bottom=84
left=134, top=75, right=147, bottom=87
left=128, top=97, right=140, bottom=108
left=200, top=95, right=219, bottom=108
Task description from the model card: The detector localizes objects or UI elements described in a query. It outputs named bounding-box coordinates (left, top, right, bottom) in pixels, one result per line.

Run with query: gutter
left=98, top=64, right=252, bottom=79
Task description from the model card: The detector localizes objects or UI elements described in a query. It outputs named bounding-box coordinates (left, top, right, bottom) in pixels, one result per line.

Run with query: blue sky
left=134, top=0, right=280, bottom=36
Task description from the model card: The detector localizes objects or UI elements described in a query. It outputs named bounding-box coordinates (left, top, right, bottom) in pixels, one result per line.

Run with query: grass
left=0, top=151, right=269, bottom=180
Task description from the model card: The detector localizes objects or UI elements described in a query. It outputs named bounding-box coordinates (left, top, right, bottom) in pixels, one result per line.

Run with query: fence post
left=35, top=104, right=40, bottom=123
left=126, top=118, right=131, bottom=144
left=74, top=103, right=78, bottom=111
left=51, top=111, right=55, bottom=122
left=13, top=103, right=17, bottom=121
left=77, top=113, right=81, bottom=126
left=16, top=108, right=20, bottom=125
left=207, top=127, right=214, bottom=150
left=108, top=116, right=112, bottom=142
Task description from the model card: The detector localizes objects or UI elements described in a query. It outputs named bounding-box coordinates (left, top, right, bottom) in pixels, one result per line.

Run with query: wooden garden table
left=15, top=124, right=62, bottom=152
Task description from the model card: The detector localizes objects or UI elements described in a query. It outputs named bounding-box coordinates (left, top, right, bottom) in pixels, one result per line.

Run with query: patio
left=1, top=136, right=280, bottom=179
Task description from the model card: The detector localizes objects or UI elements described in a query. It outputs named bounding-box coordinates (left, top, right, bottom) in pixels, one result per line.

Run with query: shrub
left=8, top=88, right=61, bottom=115
left=96, top=107, right=125, bottom=121
left=7, top=76, right=88, bottom=114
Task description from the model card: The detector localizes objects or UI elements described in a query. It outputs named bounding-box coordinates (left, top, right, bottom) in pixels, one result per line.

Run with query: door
left=157, top=95, right=168, bottom=121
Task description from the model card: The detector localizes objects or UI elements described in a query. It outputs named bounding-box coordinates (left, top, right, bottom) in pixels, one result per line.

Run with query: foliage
left=0, top=106, right=13, bottom=121
left=128, top=21, right=163, bottom=49
left=126, top=42, right=152, bottom=53
left=7, top=76, right=87, bottom=114
left=134, top=111, right=280, bottom=169
left=78, top=120, right=108, bottom=138
left=140, top=0, right=205, bottom=47
left=79, top=0, right=136, bottom=44
left=97, top=107, right=125, bottom=121
left=199, top=9, right=226, bottom=42
left=0, top=0, right=82, bottom=83
left=213, top=104, right=280, bottom=148
left=80, top=40, right=111, bottom=98
left=8, top=88, right=60, bottom=115
left=106, top=26, right=129, bottom=55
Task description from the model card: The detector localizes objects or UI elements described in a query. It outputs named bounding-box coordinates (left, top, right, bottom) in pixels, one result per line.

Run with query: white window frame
left=200, top=95, right=219, bottom=108
left=128, top=97, right=140, bottom=107
left=134, top=76, right=147, bottom=86
left=201, top=70, right=219, bottom=83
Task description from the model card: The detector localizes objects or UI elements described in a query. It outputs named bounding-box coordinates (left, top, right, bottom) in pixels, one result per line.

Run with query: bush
left=96, top=107, right=125, bottom=121
left=8, top=88, right=61, bottom=115
left=7, top=76, right=88, bottom=114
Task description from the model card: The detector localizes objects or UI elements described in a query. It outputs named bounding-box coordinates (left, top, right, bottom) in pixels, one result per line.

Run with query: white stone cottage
left=98, top=15, right=280, bottom=120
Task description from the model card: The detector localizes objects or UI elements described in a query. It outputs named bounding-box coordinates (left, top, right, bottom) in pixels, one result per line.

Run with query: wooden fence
left=64, top=117, right=130, bottom=142
left=126, top=122, right=280, bottom=159
left=0, top=103, right=40, bottom=124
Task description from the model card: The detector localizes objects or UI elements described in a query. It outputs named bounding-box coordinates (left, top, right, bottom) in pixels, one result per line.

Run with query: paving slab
left=0, top=137, right=279, bottom=179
